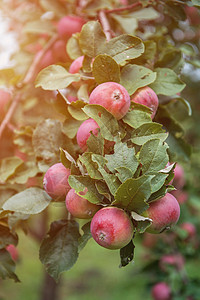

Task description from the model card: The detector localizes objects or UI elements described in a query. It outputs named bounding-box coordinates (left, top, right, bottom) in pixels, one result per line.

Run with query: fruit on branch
left=145, top=193, right=180, bottom=234
left=171, top=190, right=188, bottom=204
left=52, top=40, right=69, bottom=63
left=90, top=207, right=134, bottom=250
left=65, top=188, right=99, bottom=219
left=159, top=253, right=185, bottom=272
left=76, top=118, right=100, bottom=151
left=43, top=163, right=71, bottom=201
left=180, top=222, right=196, bottom=239
left=172, top=164, right=185, bottom=189
left=69, top=56, right=84, bottom=74
left=6, top=245, right=18, bottom=261
left=0, top=89, right=11, bottom=117
left=57, top=15, right=85, bottom=40
left=131, top=86, right=159, bottom=119
left=151, top=282, right=171, bottom=300
left=89, top=82, right=130, bottom=120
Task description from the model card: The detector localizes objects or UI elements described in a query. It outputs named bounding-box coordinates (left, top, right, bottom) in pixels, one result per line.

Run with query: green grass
left=0, top=230, right=153, bottom=300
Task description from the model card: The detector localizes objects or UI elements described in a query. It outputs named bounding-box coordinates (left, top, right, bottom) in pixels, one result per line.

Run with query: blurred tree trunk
left=40, top=271, right=61, bottom=300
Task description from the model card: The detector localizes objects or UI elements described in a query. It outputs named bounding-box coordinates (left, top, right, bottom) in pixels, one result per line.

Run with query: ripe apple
left=131, top=86, right=159, bottom=119
left=172, top=164, right=185, bottom=189
left=89, top=82, right=130, bottom=120
left=69, top=56, right=84, bottom=74
left=76, top=118, right=100, bottom=151
left=180, top=222, right=196, bottom=239
left=145, top=193, right=180, bottom=234
left=159, top=253, right=185, bottom=272
left=43, top=163, right=71, bottom=201
left=6, top=245, right=18, bottom=261
left=151, top=282, right=171, bottom=300
left=65, top=188, right=99, bottom=219
left=57, top=15, right=85, bottom=40
left=90, top=207, right=134, bottom=250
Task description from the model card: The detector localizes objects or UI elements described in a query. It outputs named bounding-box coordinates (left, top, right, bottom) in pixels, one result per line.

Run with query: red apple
left=131, top=86, right=158, bottom=119
left=90, top=207, right=134, bottom=250
left=151, top=282, right=171, bottom=300
left=6, top=245, right=18, bottom=261
left=57, top=15, right=85, bottom=40
left=89, top=82, right=130, bottom=120
left=69, top=56, right=84, bottom=74
left=159, top=253, right=185, bottom=272
left=180, top=222, right=196, bottom=239
left=76, top=118, right=100, bottom=151
left=43, top=163, right=71, bottom=201
left=65, top=188, right=99, bottom=219
left=145, top=193, right=180, bottom=234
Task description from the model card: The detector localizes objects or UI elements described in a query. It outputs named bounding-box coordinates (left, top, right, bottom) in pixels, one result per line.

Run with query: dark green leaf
left=139, top=139, right=169, bottom=173
left=149, top=68, right=186, bottom=96
left=39, top=220, right=80, bottom=281
left=123, top=102, right=152, bottom=128
left=86, top=131, right=104, bottom=155
left=79, top=21, right=106, bottom=57
left=105, top=142, right=139, bottom=174
left=68, top=175, right=103, bottom=204
left=79, top=152, right=103, bottom=179
left=119, top=240, right=135, bottom=268
left=116, top=167, right=134, bottom=183
left=82, top=104, right=120, bottom=141
left=114, top=175, right=153, bottom=213
left=131, top=212, right=152, bottom=233
left=0, top=249, right=20, bottom=282
left=92, top=54, right=120, bottom=84
left=131, top=123, right=168, bottom=145
left=120, top=64, right=156, bottom=95
left=78, top=222, right=92, bottom=252
left=0, top=225, right=18, bottom=249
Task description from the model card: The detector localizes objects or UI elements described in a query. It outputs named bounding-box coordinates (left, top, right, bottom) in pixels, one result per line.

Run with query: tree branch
left=98, top=10, right=112, bottom=41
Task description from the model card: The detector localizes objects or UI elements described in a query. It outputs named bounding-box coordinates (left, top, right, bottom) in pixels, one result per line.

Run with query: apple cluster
left=43, top=81, right=181, bottom=251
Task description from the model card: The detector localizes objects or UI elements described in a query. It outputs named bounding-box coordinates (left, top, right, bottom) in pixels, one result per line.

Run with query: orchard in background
left=0, top=0, right=200, bottom=299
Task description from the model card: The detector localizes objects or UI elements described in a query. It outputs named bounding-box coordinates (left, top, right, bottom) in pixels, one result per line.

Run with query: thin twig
left=98, top=10, right=112, bottom=41
left=0, top=93, right=20, bottom=139
left=105, top=2, right=142, bottom=14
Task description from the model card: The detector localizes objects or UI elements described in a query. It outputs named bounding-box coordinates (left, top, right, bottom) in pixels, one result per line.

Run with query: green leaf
left=82, top=104, right=120, bottom=141
left=0, top=225, right=18, bottom=249
left=35, top=65, right=81, bottom=90
left=111, top=14, right=138, bottom=35
left=92, top=154, right=121, bottom=196
left=164, top=1, right=186, bottom=21
left=78, top=222, right=92, bottom=253
left=149, top=68, right=186, bottom=96
left=175, top=97, right=192, bottom=116
left=95, top=181, right=112, bottom=202
left=92, top=54, right=120, bottom=84
left=123, top=102, right=152, bottom=128
left=32, top=119, right=66, bottom=172
left=192, top=0, right=200, bottom=6
left=148, top=185, right=175, bottom=202
left=39, top=220, right=80, bottom=281
left=23, top=20, right=56, bottom=35
left=62, top=118, right=83, bottom=139
left=131, top=212, right=152, bottom=233
left=8, top=161, right=39, bottom=185
left=79, top=153, right=103, bottom=179
left=86, top=131, right=104, bottom=155
left=105, top=142, right=139, bottom=174
left=60, top=148, right=72, bottom=169
left=67, top=33, right=83, bottom=60
left=79, top=21, right=106, bottom=57
left=116, top=167, right=134, bottom=183
left=68, top=175, right=103, bottom=204
left=0, top=249, right=20, bottom=282
left=0, top=157, right=23, bottom=182
left=139, top=139, right=169, bottom=173
left=2, top=188, right=52, bottom=214
left=120, top=64, right=156, bottom=95
left=150, top=173, right=168, bottom=193
left=119, top=240, right=135, bottom=268
left=114, top=175, right=153, bottom=213
left=104, top=35, right=144, bottom=65
left=131, top=123, right=168, bottom=145
left=68, top=101, right=88, bottom=120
